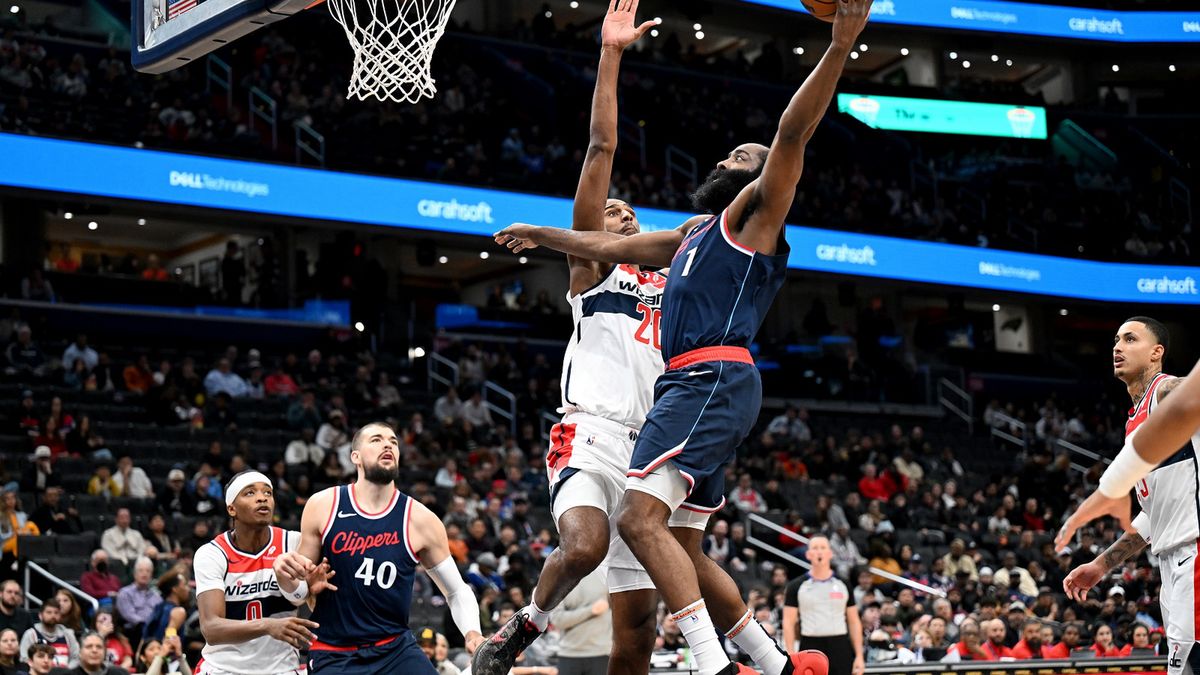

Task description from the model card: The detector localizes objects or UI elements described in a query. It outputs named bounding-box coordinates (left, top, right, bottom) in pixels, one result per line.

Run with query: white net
left=326, top=0, right=457, bottom=103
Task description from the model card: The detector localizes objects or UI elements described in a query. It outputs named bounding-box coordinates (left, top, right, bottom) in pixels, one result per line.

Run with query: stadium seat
left=56, top=533, right=98, bottom=557
left=18, top=536, right=57, bottom=560
left=48, top=555, right=87, bottom=586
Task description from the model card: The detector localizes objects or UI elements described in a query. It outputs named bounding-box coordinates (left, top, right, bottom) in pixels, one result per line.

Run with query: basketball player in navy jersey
left=495, top=4, right=874, bottom=675
left=274, top=422, right=484, bottom=674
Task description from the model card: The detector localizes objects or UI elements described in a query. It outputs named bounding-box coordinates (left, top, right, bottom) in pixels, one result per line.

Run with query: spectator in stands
left=943, top=618, right=987, bottom=661
left=941, top=539, right=977, bottom=581
left=116, top=558, right=160, bottom=638
left=981, top=618, right=1011, bottom=659
left=1043, top=623, right=1080, bottom=658
left=63, top=631, right=130, bottom=675
left=1091, top=624, right=1120, bottom=657
left=5, top=326, right=47, bottom=378
left=180, top=519, right=213, bottom=553
left=466, top=552, right=504, bottom=592
left=143, top=514, right=178, bottom=561
left=101, top=508, right=147, bottom=566
left=87, top=464, right=120, bottom=499
left=767, top=405, right=811, bottom=443
left=61, top=334, right=98, bottom=373
left=205, top=392, right=238, bottom=431
left=112, top=456, right=152, bottom=499
left=462, top=388, right=493, bottom=430
left=137, top=635, right=189, bottom=674
left=25, top=643, right=57, bottom=675
left=265, top=364, right=300, bottom=398
left=284, top=427, right=323, bottom=477
left=203, top=358, right=248, bottom=398
left=19, top=601, right=78, bottom=669
left=703, top=519, right=730, bottom=564
left=19, top=271, right=54, bottom=304
left=1009, top=619, right=1052, bottom=659
left=122, top=355, right=155, bottom=394
left=142, top=572, right=189, bottom=643
left=31, top=486, right=80, bottom=535
left=316, top=409, right=350, bottom=471
left=0, top=491, right=38, bottom=569
left=0, top=582, right=32, bottom=636
left=858, top=464, right=897, bottom=502
left=80, top=549, right=121, bottom=602
left=65, top=416, right=103, bottom=457
left=376, top=372, right=402, bottom=410
left=1120, top=623, right=1151, bottom=655
left=189, top=477, right=219, bottom=517
left=94, top=609, right=133, bottom=670
left=435, top=386, right=464, bottom=425
left=550, top=568, right=611, bottom=675
left=0, top=628, right=19, bottom=674
left=155, top=470, right=193, bottom=517
left=728, top=474, right=766, bottom=514
left=31, top=419, right=67, bottom=460
left=993, top=552, right=1038, bottom=601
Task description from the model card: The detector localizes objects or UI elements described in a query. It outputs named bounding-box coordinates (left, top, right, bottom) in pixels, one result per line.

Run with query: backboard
left=132, top=0, right=313, bottom=73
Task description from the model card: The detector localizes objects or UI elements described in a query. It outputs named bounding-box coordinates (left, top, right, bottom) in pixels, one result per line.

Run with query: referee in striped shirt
left=783, top=535, right=864, bottom=675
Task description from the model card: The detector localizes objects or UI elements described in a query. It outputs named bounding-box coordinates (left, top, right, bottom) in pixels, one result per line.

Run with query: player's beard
left=364, top=462, right=399, bottom=485
left=690, top=167, right=761, bottom=214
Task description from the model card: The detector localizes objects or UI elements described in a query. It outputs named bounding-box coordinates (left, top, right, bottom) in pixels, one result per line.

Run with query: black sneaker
left=470, top=611, right=543, bottom=675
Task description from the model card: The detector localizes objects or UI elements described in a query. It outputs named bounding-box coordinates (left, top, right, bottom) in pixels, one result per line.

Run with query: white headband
left=225, top=471, right=273, bottom=506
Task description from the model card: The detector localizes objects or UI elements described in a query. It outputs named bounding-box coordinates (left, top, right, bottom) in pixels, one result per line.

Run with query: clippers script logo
left=328, top=530, right=401, bottom=556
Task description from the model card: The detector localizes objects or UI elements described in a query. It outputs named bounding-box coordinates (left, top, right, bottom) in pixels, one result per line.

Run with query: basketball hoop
left=325, top=0, right=457, bottom=103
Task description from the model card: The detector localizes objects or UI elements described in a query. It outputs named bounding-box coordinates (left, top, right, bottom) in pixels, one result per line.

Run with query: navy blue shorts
left=628, top=353, right=761, bottom=512
left=308, top=632, right=435, bottom=675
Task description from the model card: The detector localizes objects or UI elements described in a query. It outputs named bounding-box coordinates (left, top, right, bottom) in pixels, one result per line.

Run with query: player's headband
left=225, top=471, right=273, bottom=506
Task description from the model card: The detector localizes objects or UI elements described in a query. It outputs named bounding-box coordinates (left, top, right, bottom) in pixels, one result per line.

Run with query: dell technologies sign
left=1, top=132, right=1197, bottom=305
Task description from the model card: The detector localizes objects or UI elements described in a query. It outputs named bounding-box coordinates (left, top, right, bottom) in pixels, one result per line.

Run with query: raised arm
left=409, top=500, right=484, bottom=653
left=274, top=488, right=333, bottom=594
left=496, top=218, right=704, bottom=269
left=568, top=0, right=653, bottom=293
left=726, top=0, right=872, bottom=252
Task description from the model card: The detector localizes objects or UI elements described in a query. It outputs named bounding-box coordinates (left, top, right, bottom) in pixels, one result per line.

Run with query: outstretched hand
left=494, top=224, right=540, bottom=254
left=832, top=0, right=873, bottom=48
left=601, top=0, right=657, bottom=51
left=307, top=557, right=338, bottom=595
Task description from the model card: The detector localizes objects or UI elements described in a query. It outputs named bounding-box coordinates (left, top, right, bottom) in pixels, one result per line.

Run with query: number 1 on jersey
left=634, top=303, right=661, bottom=350
left=681, top=247, right=698, bottom=277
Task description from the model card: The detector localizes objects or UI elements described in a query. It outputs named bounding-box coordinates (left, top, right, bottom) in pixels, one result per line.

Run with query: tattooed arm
left=1062, top=531, right=1147, bottom=602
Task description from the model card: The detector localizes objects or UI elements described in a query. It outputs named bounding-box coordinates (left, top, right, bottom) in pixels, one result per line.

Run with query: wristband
left=283, top=579, right=309, bottom=604
left=1098, top=436, right=1156, bottom=498
left=164, top=627, right=177, bottom=638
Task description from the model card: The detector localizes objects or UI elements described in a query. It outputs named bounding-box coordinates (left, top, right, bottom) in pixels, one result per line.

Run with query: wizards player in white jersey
left=1059, top=316, right=1196, bottom=675
left=473, top=4, right=704, bottom=674
left=495, top=5, right=875, bottom=675
left=194, top=471, right=334, bottom=675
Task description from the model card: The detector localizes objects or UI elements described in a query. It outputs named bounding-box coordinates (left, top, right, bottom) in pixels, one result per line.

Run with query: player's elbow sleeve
left=428, top=557, right=482, bottom=636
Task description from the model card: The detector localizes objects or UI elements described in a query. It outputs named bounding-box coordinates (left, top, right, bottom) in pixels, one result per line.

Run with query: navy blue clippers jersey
left=662, top=210, right=789, bottom=362
left=310, top=484, right=419, bottom=647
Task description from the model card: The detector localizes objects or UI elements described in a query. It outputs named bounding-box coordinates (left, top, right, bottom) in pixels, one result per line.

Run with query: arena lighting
left=693, top=22, right=702, bottom=30
left=949, top=51, right=958, bottom=59
left=695, top=30, right=705, bottom=39
left=569, top=0, right=578, bottom=7
left=354, top=321, right=365, bottom=332
left=650, top=29, right=659, bottom=37
left=991, top=54, right=999, bottom=62
left=63, top=212, right=73, bottom=219
left=849, top=51, right=859, bottom=59
left=962, top=60, right=971, bottom=68
left=1006, top=59, right=1013, bottom=66
left=87, top=221, right=98, bottom=230
left=438, top=255, right=448, bottom=264
left=9, top=5, right=18, bottom=13
left=793, top=46, right=805, bottom=55
left=518, top=256, right=529, bottom=264
left=900, top=48, right=909, bottom=56
left=1169, top=64, right=1177, bottom=72
left=479, top=251, right=489, bottom=259
left=408, top=347, right=426, bottom=359
left=1060, top=309, right=1069, bottom=316
left=1112, top=64, right=1120, bottom=72
left=137, top=218, right=147, bottom=225
left=653, top=16, right=661, bottom=23
left=543, top=10, right=552, bottom=18
left=992, top=304, right=1001, bottom=312
left=859, top=43, right=868, bottom=51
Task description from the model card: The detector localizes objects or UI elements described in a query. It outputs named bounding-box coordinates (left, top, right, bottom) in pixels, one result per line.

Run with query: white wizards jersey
left=560, top=264, right=666, bottom=430
left=194, top=527, right=304, bottom=674
left=1129, top=375, right=1200, bottom=556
